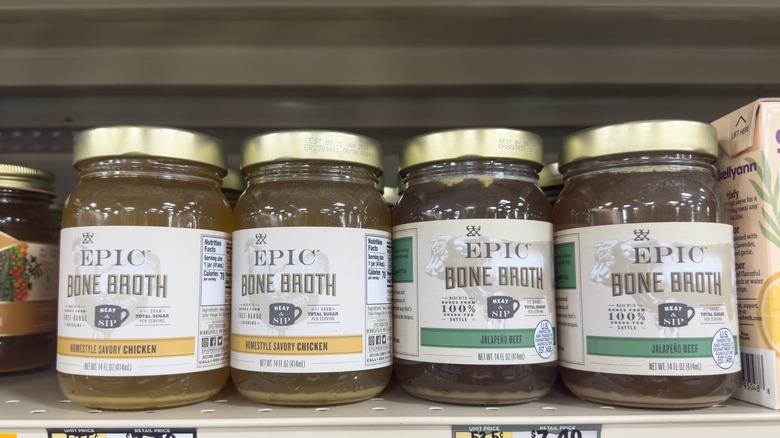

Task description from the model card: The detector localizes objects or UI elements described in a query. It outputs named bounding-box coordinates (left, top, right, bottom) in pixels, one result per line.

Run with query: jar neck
left=561, top=153, right=716, bottom=181
left=245, top=161, right=381, bottom=187
left=402, top=159, right=540, bottom=188
left=77, top=158, right=224, bottom=188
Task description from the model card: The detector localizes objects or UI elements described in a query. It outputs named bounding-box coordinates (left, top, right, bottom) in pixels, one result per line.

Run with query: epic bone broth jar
left=232, top=130, right=392, bottom=405
left=0, top=164, right=59, bottom=373
left=57, top=126, right=231, bottom=409
left=392, top=128, right=557, bottom=405
left=553, top=120, right=740, bottom=408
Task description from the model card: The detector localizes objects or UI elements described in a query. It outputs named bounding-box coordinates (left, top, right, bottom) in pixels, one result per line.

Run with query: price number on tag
left=532, top=430, right=584, bottom=438
left=469, top=433, right=504, bottom=438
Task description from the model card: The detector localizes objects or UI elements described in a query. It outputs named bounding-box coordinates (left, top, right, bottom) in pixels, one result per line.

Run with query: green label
left=393, top=236, right=414, bottom=283
left=421, top=327, right=537, bottom=348
left=586, top=336, right=738, bottom=358
left=554, top=241, right=576, bottom=289
left=420, top=327, right=557, bottom=350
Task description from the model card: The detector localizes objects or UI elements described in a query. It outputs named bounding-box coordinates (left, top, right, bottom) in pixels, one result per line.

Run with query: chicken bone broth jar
left=57, top=126, right=231, bottom=409
left=0, top=165, right=59, bottom=373
left=232, top=130, right=392, bottom=405
left=393, top=128, right=557, bottom=405
left=552, top=120, right=740, bottom=409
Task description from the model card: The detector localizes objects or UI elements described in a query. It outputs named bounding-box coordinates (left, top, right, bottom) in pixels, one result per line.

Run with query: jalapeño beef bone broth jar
left=553, top=120, right=740, bottom=409
left=232, top=130, right=392, bottom=405
left=57, top=127, right=231, bottom=409
left=393, top=128, right=557, bottom=405
left=0, top=165, right=59, bottom=373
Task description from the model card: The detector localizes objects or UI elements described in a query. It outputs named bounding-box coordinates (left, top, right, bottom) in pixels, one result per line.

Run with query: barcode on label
left=740, top=352, right=766, bottom=390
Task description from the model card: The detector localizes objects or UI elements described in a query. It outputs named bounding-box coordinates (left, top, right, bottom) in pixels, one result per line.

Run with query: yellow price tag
left=454, top=431, right=512, bottom=438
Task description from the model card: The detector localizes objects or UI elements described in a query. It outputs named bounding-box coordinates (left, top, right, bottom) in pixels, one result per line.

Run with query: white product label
left=231, top=227, right=392, bottom=373
left=393, top=219, right=556, bottom=365
left=554, top=222, right=740, bottom=376
left=56, top=226, right=231, bottom=377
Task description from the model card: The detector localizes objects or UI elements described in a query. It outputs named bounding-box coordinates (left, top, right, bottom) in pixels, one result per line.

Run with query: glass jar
left=0, top=164, right=59, bottom=373
left=222, top=167, right=246, bottom=209
left=57, top=126, right=232, bottom=409
left=393, top=128, right=557, bottom=405
left=232, top=130, right=392, bottom=405
left=553, top=120, right=740, bottom=408
left=538, top=162, right=563, bottom=207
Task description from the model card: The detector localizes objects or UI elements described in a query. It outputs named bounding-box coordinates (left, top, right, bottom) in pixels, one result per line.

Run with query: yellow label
left=58, top=336, right=195, bottom=358
left=49, top=435, right=107, bottom=438
left=0, top=433, right=17, bottom=438
left=232, top=334, right=363, bottom=355
left=454, top=432, right=513, bottom=438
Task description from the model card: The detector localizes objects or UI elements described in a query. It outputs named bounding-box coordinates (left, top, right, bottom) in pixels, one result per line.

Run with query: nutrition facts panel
left=365, top=234, right=393, bottom=367
left=366, top=235, right=392, bottom=304
left=200, top=236, right=230, bottom=306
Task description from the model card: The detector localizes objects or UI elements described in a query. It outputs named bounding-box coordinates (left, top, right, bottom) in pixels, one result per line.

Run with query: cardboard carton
left=714, top=98, right=780, bottom=409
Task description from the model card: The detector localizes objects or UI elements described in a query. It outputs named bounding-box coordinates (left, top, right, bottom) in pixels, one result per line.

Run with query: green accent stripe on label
left=421, top=328, right=537, bottom=349
left=586, top=336, right=736, bottom=358
left=554, top=241, right=577, bottom=290
left=392, top=236, right=414, bottom=283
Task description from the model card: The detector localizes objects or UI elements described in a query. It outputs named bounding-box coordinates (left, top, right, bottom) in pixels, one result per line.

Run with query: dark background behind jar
left=1, top=4, right=780, bottom=200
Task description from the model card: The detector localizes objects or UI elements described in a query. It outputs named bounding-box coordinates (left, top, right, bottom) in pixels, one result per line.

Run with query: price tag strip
left=453, top=424, right=601, bottom=438
left=47, top=429, right=196, bottom=438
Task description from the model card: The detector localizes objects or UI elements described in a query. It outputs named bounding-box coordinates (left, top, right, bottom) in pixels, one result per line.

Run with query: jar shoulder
left=0, top=196, right=59, bottom=241
left=394, top=178, right=550, bottom=223
left=64, top=178, right=231, bottom=229
left=235, top=180, right=390, bottom=229
left=553, top=169, right=721, bottom=227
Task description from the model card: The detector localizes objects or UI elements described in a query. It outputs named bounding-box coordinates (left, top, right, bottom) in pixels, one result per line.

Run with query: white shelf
left=0, top=367, right=778, bottom=437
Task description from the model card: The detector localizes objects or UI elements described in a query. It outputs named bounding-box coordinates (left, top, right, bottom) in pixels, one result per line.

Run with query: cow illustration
left=591, top=239, right=677, bottom=337
left=425, top=234, right=549, bottom=328
left=589, top=238, right=733, bottom=337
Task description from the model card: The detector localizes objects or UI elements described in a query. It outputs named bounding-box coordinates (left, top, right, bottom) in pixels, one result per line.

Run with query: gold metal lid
left=399, top=128, right=544, bottom=172
left=538, top=162, right=563, bottom=188
left=73, top=126, right=227, bottom=173
left=241, top=130, right=383, bottom=172
left=0, top=164, right=55, bottom=194
left=559, top=120, right=718, bottom=169
left=222, top=167, right=246, bottom=192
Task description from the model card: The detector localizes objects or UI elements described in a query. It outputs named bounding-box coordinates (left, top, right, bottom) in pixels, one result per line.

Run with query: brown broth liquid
left=0, top=189, right=58, bottom=373
left=232, top=164, right=392, bottom=405
left=393, top=163, right=557, bottom=405
left=58, top=161, right=231, bottom=409
left=552, top=159, right=738, bottom=408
